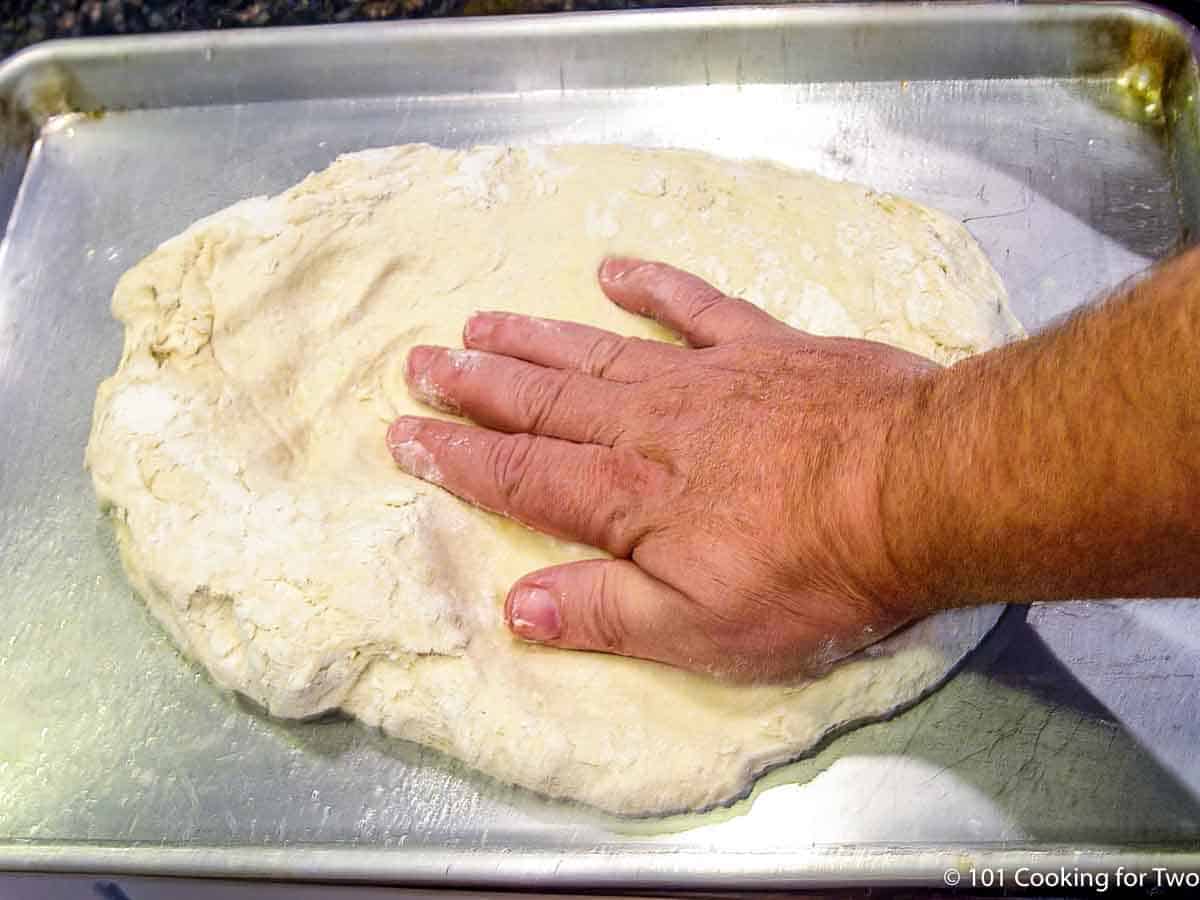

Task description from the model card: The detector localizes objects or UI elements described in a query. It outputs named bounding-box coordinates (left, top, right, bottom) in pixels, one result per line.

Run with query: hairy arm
left=888, top=247, right=1200, bottom=610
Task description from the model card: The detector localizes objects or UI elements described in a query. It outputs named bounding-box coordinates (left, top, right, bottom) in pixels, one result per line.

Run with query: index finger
left=386, top=416, right=665, bottom=557
left=598, top=257, right=781, bottom=347
left=463, top=312, right=690, bottom=383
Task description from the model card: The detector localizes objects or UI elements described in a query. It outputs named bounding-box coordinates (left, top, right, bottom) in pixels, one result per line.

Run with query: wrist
left=877, top=363, right=961, bottom=616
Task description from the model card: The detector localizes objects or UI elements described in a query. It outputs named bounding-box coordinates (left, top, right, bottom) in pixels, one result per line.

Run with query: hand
left=387, top=258, right=939, bottom=680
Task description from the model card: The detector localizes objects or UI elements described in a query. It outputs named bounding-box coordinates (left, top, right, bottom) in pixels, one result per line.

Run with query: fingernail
left=387, top=418, right=442, bottom=484
left=387, top=416, right=420, bottom=447
left=508, top=586, right=561, bottom=642
left=405, top=346, right=459, bottom=413
left=599, top=257, right=641, bottom=283
left=464, top=312, right=499, bottom=345
left=406, top=345, right=436, bottom=381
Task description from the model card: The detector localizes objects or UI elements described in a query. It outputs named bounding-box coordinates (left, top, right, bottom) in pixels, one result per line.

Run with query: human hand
left=387, top=258, right=939, bottom=680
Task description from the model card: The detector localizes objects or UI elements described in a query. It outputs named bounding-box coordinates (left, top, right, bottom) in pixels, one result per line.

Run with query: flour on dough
left=86, top=144, right=1021, bottom=815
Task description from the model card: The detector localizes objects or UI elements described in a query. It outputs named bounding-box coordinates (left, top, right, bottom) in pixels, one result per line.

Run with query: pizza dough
left=86, top=144, right=1021, bottom=815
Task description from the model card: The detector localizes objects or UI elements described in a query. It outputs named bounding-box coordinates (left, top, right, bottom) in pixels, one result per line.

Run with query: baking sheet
left=2, top=2, right=1200, bottom=888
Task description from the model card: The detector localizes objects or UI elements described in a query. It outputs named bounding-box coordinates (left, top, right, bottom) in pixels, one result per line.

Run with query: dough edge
left=87, top=143, right=1018, bottom=816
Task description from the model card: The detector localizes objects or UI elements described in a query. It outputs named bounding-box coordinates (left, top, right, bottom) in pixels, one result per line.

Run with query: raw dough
left=86, top=144, right=1021, bottom=815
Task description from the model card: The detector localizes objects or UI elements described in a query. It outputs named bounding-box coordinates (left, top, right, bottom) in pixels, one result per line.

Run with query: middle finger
left=406, top=345, right=630, bottom=446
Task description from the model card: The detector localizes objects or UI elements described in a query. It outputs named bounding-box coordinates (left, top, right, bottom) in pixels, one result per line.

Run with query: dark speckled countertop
left=0, top=0, right=641, bottom=56
left=3, top=1, right=1200, bottom=61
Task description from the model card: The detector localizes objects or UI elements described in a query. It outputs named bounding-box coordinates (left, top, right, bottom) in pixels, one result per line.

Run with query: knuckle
left=587, top=449, right=672, bottom=554
left=591, top=502, right=636, bottom=556
left=584, top=567, right=628, bottom=653
left=511, top=368, right=568, bottom=432
left=637, top=381, right=690, bottom=422
left=682, top=285, right=729, bottom=327
left=487, top=434, right=538, bottom=503
left=582, top=333, right=630, bottom=379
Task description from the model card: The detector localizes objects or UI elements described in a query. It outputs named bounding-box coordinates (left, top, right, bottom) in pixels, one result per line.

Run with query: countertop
left=1, top=0, right=654, bottom=56
left=4, top=1, right=1197, bottom=61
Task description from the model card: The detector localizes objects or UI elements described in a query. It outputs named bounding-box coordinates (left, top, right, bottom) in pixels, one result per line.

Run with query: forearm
left=886, top=246, right=1200, bottom=609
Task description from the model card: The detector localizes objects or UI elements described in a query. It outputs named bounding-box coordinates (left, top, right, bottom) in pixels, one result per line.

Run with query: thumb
left=504, top=559, right=715, bottom=671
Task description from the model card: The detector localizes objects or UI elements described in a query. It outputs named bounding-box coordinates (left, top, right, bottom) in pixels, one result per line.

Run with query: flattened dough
left=87, top=144, right=1021, bottom=815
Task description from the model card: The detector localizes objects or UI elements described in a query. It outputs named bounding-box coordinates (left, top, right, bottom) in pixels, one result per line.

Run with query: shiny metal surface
left=1, top=2, right=1200, bottom=888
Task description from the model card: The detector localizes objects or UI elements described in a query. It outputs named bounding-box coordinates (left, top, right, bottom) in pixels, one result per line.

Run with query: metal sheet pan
left=2, top=1, right=1200, bottom=888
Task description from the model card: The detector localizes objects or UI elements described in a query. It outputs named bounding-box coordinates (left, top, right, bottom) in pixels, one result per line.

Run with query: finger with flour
left=386, top=417, right=666, bottom=556
left=406, top=345, right=629, bottom=445
left=462, top=311, right=689, bottom=382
